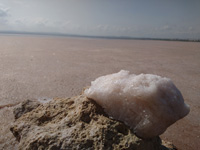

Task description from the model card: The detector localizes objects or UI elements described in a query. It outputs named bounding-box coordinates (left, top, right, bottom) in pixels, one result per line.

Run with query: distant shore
left=0, top=30, right=199, bottom=42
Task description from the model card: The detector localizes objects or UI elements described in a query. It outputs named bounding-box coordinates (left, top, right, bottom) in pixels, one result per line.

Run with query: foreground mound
left=10, top=95, right=176, bottom=150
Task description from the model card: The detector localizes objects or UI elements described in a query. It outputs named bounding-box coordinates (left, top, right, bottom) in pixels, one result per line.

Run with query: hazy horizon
left=1, top=30, right=200, bottom=41
left=0, top=0, right=200, bottom=39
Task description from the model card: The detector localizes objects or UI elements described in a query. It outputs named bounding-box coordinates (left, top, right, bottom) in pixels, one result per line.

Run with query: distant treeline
left=0, top=30, right=199, bottom=42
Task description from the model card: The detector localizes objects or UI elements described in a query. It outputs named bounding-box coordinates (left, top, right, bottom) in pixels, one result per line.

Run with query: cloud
left=151, top=24, right=200, bottom=39
left=0, top=9, right=8, bottom=17
left=188, top=26, right=193, bottom=31
left=8, top=17, right=50, bottom=32
left=7, top=17, right=74, bottom=33
left=0, top=3, right=9, bottom=17
left=13, top=0, right=30, bottom=8
left=95, top=24, right=135, bottom=33
left=0, top=3, right=10, bottom=30
left=160, top=25, right=173, bottom=31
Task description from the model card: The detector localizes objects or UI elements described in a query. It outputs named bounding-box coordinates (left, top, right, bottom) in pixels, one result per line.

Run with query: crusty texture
left=10, top=95, right=176, bottom=150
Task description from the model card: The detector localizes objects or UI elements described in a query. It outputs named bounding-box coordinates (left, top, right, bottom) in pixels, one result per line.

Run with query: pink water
left=0, top=35, right=200, bottom=149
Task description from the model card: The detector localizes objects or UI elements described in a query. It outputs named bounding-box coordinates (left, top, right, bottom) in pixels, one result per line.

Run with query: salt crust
left=84, top=70, right=190, bottom=138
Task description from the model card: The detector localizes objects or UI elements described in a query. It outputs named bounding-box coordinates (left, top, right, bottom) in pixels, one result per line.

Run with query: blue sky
left=0, top=0, right=200, bottom=39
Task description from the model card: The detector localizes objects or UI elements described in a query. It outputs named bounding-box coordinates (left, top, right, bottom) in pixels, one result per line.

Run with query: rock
left=85, top=70, right=190, bottom=138
left=10, top=95, right=176, bottom=150
left=13, top=99, right=40, bottom=119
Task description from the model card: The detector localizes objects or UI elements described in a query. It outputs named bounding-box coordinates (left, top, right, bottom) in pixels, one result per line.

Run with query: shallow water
left=0, top=35, right=200, bottom=150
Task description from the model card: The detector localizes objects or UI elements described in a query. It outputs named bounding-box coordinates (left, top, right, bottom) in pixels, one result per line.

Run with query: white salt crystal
left=84, top=70, right=190, bottom=138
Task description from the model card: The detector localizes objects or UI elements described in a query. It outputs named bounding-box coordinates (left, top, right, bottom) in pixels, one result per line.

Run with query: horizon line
left=0, top=30, right=199, bottom=42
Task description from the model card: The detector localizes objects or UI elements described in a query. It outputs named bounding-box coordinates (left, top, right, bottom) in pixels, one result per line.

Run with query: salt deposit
left=84, top=70, right=190, bottom=138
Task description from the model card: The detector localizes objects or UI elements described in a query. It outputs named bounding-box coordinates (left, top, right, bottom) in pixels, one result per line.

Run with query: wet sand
left=0, top=35, right=200, bottom=149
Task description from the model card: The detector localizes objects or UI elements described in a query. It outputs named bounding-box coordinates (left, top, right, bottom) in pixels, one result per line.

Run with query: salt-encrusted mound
left=10, top=95, right=176, bottom=150
left=85, top=70, right=190, bottom=138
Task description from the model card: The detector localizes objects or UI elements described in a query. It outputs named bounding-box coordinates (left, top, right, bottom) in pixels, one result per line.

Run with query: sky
left=0, top=0, right=200, bottom=39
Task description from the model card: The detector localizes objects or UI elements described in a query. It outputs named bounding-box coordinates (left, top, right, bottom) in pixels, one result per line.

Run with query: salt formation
left=84, top=70, right=190, bottom=138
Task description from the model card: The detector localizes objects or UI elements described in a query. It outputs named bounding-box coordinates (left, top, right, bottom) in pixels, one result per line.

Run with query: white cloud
left=7, top=17, right=74, bottom=33
left=0, top=3, right=10, bottom=30
left=188, top=26, right=193, bottom=31
left=151, top=24, right=200, bottom=39
left=8, top=18, right=51, bottom=31
left=160, top=25, right=172, bottom=31
left=0, top=9, right=7, bottom=17
left=95, top=24, right=136, bottom=33
left=0, top=3, right=9, bottom=17
left=13, top=0, right=30, bottom=8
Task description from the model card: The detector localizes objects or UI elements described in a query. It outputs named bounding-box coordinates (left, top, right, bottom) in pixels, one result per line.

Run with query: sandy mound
left=10, top=95, right=176, bottom=150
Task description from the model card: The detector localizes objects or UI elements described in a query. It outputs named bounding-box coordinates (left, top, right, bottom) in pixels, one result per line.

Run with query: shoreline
left=0, top=31, right=199, bottom=42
